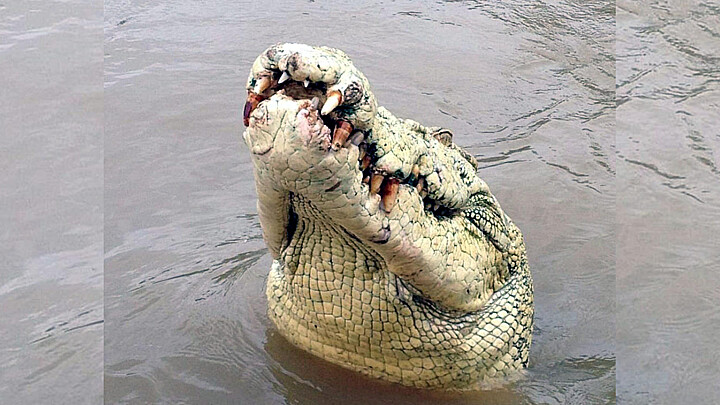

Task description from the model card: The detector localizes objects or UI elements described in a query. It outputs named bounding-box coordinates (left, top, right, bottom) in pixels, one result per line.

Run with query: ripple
left=99, top=0, right=618, bottom=403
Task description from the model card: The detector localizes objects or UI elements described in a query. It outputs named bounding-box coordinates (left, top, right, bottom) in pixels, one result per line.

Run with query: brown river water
left=1, top=0, right=718, bottom=403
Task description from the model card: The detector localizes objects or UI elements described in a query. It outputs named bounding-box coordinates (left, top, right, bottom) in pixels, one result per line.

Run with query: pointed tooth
left=370, top=172, right=384, bottom=195
left=243, top=100, right=253, bottom=127
left=254, top=76, right=271, bottom=94
left=416, top=177, right=425, bottom=193
left=408, top=164, right=421, bottom=185
left=381, top=178, right=400, bottom=213
left=279, top=71, right=291, bottom=84
left=362, top=175, right=370, bottom=184
left=310, top=96, right=320, bottom=110
left=243, top=92, right=264, bottom=127
left=361, top=155, right=371, bottom=170
left=358, top=143, right=366, bottom=161
left=332, top=121, right=352, bottom=150
left=321, top=90, right=342, bottom=115
left=304, top=79, right=310, bottom=87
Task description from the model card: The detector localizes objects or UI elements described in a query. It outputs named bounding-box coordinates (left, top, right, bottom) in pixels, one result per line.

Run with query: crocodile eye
left=264, top=47, right=278, bottom=60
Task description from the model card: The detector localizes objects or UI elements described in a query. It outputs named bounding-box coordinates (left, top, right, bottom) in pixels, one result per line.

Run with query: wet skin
left=242, top=43, right=533, bottom=388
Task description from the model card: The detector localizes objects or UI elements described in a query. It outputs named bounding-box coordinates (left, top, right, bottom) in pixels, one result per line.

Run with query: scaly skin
left=242, top=43, right=533, bottom=389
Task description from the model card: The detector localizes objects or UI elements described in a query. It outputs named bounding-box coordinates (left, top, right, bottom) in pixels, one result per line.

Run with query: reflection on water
left=3, top=0, right=718, bottom=402
left=264, top=329, right=528, bottom=405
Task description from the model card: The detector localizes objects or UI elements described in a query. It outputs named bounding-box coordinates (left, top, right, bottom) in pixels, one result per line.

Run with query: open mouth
left=242, top=46, right=533, bottom=384
left=244, top=71, right=331, bottom=126
left=244, top=70, right=458, bottom=219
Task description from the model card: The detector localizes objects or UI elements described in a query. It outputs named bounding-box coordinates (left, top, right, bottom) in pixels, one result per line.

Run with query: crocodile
left=242, top=43, right=533, bottom=389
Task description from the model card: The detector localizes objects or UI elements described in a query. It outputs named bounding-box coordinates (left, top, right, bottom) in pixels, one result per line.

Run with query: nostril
left=343, top=82, right=363, bottom=105
left=286, top=52, right=302, bottom=72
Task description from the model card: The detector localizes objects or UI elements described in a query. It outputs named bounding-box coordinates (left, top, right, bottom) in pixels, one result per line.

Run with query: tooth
left=254, top=76, right=271, bottom=94
left=417, top=178, right=428, bottom=199
left=370, top=172, right=384, bottom=195
left=358, top=143, right=366, bottom=161
left=332, top=121, right=352, bottom=150
left=349, top=131, right=364, bottom=146
left=243, top=92, right=264, bottom=127
left=416, top=177, right=425, bottom=193
left=304, top=79, right=310, bottom=87
left=381, top=178, right=400, bottom=213
left=310, top=96, right=320, bottom=110
left=243, top=100, right=253, bottom=127
left=361, top=155, right=371, bottom=170
left=363, top=175, right=370, bottom=184
left=279, top=71, right=291, bottom=84
left=321, top=90, right=342, bottom=115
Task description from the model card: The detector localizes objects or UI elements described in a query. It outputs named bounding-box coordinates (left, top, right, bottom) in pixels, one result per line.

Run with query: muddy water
left=102, top=1, right=615, bottom=403
left=616, top=1, right=720, bottom=403
left=2, top=0, right=718, bottom=403
left=0, top=0, right=103, bottom=403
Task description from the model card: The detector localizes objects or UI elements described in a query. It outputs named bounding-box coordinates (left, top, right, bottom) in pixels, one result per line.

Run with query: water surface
left=616, top=1, right=720, bottom=403
left=103, top=1, right=615, bottom=403
left=4, top=0, right=718, bottom=403
left=0, top=0, right=103, bottom=403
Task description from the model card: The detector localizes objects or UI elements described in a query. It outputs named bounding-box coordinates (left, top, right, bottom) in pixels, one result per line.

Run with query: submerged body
left=242, top=43, right=533, bottom=388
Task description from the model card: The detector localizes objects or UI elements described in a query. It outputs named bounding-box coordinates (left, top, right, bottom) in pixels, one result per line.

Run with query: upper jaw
left=242, top=43, right=474, bottom=238
left=244, top=43, right=378, bottom=131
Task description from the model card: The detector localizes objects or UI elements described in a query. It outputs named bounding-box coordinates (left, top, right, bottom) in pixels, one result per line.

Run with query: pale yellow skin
left=243, top=43, right=533, bottom=389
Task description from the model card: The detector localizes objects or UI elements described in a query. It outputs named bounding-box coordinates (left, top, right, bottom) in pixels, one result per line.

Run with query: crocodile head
left=242, top=43, right=533, bottom=388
